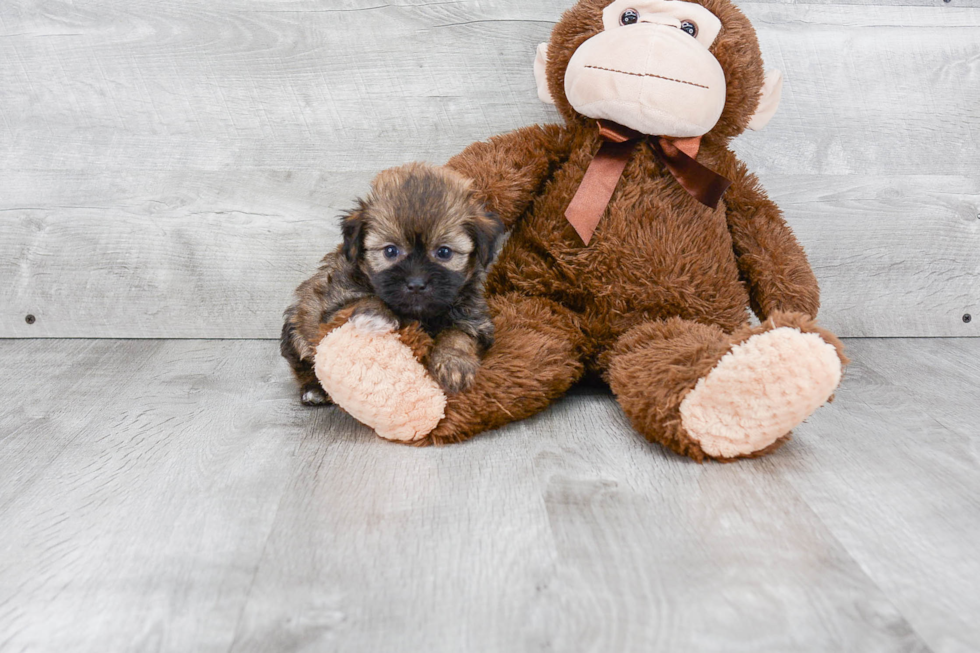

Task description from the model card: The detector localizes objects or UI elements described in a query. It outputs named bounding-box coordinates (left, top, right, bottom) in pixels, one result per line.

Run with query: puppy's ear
left=468, top=212, right=506, bottom=268
left=340, top=201, right=368, bottom=263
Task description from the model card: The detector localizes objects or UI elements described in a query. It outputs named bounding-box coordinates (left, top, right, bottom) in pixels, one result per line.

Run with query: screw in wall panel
left=964, top=314, right=973, bottom=324
left=25, top=314, right=36, bottom=325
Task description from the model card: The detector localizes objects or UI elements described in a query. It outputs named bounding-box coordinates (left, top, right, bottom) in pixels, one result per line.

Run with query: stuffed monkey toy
left=313, top=0, right=847, bottom=460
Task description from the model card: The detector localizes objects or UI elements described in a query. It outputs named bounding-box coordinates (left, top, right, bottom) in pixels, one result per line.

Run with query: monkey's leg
left=604, top=312, right=846, bottom=461
left=423, top=293, right=587, bottom=445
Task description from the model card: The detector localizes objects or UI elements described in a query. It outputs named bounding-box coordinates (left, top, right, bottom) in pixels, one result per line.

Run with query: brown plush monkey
left=313, top=0, right=848, bottom=460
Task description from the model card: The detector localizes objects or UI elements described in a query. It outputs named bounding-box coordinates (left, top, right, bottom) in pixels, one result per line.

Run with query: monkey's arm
left=446, top=123, right=574, bottom=228
left=723, top=160, right=820, bottom=320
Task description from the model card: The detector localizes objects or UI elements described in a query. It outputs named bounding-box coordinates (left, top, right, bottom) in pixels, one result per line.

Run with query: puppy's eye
left=435, top=246, right=453, bottom=261
left=680, top=20, right=698, bottom=37
left=620, top=9, right=639, bottom=25
left=383, top=245, right=399, bottom=260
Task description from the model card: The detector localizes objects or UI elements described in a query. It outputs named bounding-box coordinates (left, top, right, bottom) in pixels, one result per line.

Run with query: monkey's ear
left=469, top=212, right=506, bottom=268
left=747, top=69, right=784, bottom=131
left=340, top=203, right=367, bottom=263
left=534, top=43, right=555, bottom=105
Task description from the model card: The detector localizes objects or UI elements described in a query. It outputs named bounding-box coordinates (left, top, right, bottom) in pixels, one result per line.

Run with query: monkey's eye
left=680, top=20, right=698, bottom=37
left=620, top=9, right=640, bottom=25
left=383, top=245, right=400, bottom=260
left=435, top=246, right=454, bottom=261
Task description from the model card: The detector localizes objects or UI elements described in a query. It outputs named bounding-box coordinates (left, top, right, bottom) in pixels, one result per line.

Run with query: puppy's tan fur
left=281, top=163, right=504, bottom=405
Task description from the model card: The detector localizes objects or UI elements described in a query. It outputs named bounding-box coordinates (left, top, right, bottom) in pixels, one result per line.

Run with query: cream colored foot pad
left=679, top=327, right=842, bottom=458
left=315, top=318, right=446, bottom=443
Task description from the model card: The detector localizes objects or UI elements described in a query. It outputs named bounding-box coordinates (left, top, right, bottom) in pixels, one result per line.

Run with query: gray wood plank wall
left=1, top=0, right=978, bottom=338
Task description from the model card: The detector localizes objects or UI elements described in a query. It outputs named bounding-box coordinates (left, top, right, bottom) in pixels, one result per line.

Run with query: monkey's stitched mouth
left=584, top=65, right=709, bottom=89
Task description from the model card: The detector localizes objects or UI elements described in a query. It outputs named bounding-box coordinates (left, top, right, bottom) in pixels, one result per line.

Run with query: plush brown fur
left=412, top=0, right=847, bottom=459
left=415, top=292, right=587, bottom=446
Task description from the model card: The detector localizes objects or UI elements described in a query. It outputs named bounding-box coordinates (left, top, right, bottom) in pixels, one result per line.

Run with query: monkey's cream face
left=564, top=0, right=727, bottom=137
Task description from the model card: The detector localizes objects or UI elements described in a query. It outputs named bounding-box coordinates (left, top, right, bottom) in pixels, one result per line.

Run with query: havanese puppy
left=281, top=163, right=506, bottom=406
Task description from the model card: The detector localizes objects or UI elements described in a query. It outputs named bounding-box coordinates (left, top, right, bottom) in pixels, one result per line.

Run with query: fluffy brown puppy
left=280, top=163, right=504, bottom=405
left=407, top=0, right=849, bottom=459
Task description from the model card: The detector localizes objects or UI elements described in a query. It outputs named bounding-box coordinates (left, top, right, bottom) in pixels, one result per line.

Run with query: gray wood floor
left=0, top=337, right=977, bottom=652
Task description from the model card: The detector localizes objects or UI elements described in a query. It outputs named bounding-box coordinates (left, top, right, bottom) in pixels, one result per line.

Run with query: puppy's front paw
left=349, top=300, right=399, bottom=334
left=428, top=349, right=480, bottom=394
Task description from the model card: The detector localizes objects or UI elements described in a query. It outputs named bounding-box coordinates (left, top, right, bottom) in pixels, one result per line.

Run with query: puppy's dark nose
left=405, top=276, right=428, bottom=293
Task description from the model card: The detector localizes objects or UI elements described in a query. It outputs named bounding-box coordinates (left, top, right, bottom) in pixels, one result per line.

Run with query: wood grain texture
left=1, top=337, right=978, bottom=651
left=851, top=337, right=980, bottom=441
left=773, top=338, right=980, bottom=652
left=1, top=1, right=978, bottom=338
left=513, top=394, right=930, bottom=653
left=0, top=340, right=303, bottom=651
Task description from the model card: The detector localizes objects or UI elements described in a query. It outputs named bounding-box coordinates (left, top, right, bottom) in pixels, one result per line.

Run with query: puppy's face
left=341, top=164, right=504, bottom=320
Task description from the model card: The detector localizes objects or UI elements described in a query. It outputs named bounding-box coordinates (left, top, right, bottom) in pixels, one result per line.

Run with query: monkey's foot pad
left=314, top=316, right=446, bottom=443
left=679, top=327, right=842, bottom=459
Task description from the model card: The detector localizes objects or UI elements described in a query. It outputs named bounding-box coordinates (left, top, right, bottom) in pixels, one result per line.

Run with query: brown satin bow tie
left=564, top=120, right=732, bottom=245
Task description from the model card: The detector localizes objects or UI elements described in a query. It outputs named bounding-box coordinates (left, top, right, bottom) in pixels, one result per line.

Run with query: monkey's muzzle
left=564, top=24, right=727, bottom=138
